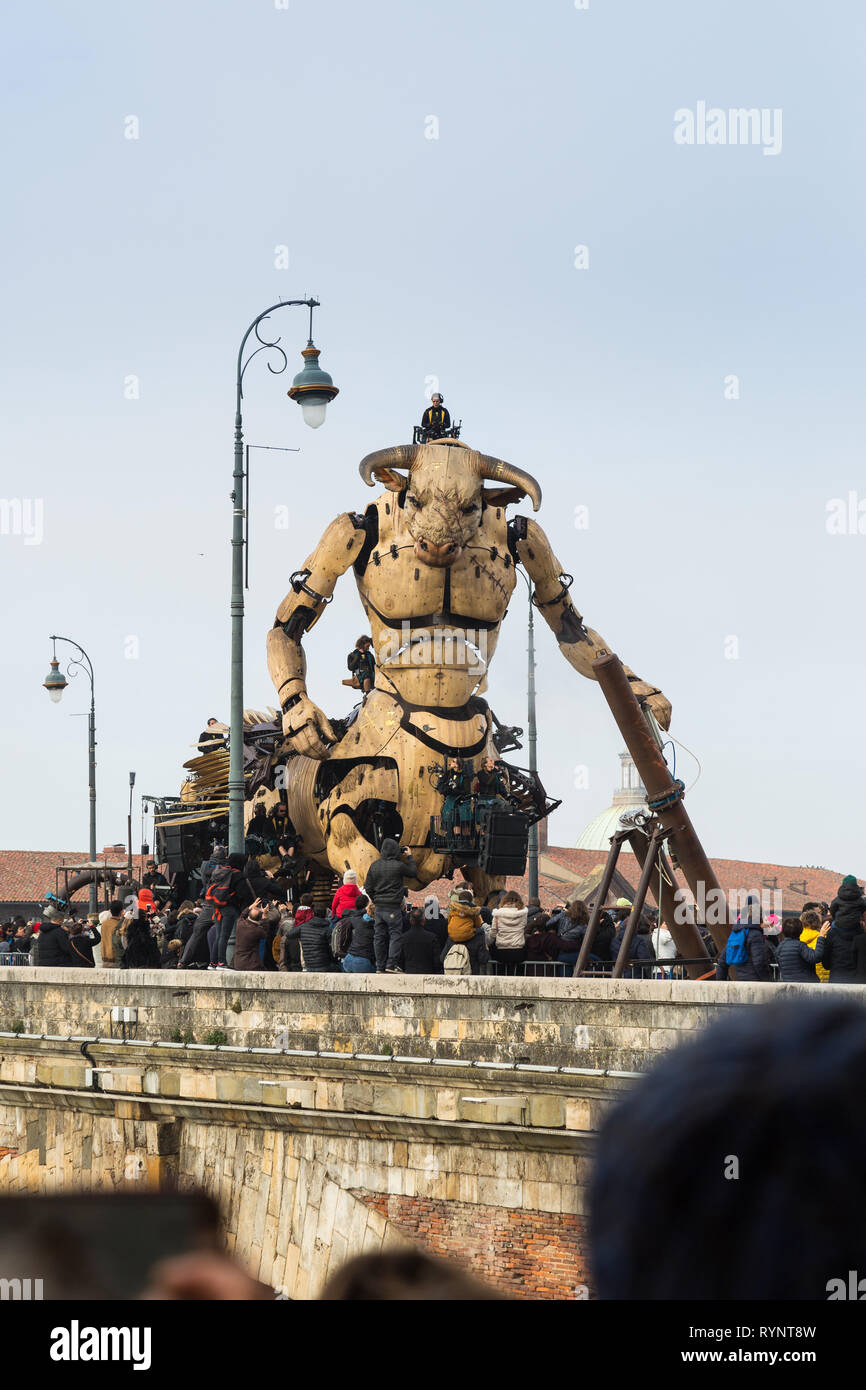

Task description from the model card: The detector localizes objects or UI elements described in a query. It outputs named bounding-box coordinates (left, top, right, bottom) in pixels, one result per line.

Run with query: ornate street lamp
left=229, top=298, right=339, bottom=852
left=43, top=635, right=98, bottom=913
left=287, top=339, right=339, bottom=429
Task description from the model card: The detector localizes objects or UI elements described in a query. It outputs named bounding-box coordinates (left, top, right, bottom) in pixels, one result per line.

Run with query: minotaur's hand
left=281, top=694, right=337, bottom=760
left=630, top=682, right=672, bottom=732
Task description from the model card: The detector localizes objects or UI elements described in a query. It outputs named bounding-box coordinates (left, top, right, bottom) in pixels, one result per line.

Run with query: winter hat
left=228, top=852, right=246, bottom=870
left=137, top=888, right=155, bottom=911
left=343, top=870, right=358, bottom=885
left=841, top=875, right=859, bottom=890
left=213, top=846, right=227, bottom=863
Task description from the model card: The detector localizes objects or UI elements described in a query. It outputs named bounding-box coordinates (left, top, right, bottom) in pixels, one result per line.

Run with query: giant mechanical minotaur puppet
left=267, top=439, right=672, bottom=899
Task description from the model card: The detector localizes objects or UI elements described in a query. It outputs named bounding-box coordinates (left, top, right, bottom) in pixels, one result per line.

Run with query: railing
left=0, top=952, right=34, bottom=967
left=484, top=957, right=723, bottom=980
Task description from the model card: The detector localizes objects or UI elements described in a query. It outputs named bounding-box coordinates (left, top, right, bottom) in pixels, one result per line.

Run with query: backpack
left=205, top=865, right=235, bottom=912
left=725, top=926, right=749, bottom=965
left=330, top=917, right=353, bottom=961
left=443, top=942, right=471, bottom=975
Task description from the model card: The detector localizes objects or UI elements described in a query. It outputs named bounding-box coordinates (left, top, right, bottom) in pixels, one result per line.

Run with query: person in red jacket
left=331, top=870, right=360, bottom=918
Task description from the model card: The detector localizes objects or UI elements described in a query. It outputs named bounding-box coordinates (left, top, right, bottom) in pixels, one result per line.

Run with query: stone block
left=343, top=1082, right=374, bottom=1112
left=371, top=1084, right=436, bottom=1119
left=215, top=1074, right=263, bottom=1104
left=259, top=1082, right=289, bottom=1107
left=528, top=1094, right=565, bottom=1128
left=457, top=1095, right=526, bottom=1126
left=476, top=1175, right=523, bottom=1208
left=564, top=1098, right=593, bottom=1132
left=435, top=1088, right=458, bottom=1122
left=537, top=1182, right=562, bottom=1213
left=35, top=1061, right=88, bottom=1089
left=284, top=1081, right=317, bottom=1109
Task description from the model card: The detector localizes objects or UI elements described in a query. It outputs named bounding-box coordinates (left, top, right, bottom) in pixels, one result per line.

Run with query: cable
left=666, top=733, right=703, bottom=793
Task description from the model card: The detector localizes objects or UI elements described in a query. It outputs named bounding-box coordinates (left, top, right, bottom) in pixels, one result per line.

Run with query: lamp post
left=229, top=298, right=338, bottom=853
left=515, top=570, right=539, bottom=901
left=127, top=771, right=136, bottom=876
left=43, top=635, right=98, bottom=914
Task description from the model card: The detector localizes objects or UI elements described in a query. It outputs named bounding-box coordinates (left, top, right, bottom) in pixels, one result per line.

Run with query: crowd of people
left=709, top=877, right=866, bottom=983
left=5, top=842, right=863, bottom=982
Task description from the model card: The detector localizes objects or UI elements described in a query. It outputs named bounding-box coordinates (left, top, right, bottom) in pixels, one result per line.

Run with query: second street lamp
left=515, top=570, right=539, bottom=902
left=43, top=635, right=98, bottom=915
left=228, top=298, right=339, bottom=854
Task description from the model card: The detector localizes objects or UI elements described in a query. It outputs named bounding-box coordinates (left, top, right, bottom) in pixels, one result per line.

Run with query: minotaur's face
left=402, top=451, right=485, bottom=568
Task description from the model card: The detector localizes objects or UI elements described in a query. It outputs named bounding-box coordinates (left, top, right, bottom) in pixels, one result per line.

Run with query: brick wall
left=358, top=1192, right=590, bottom=1299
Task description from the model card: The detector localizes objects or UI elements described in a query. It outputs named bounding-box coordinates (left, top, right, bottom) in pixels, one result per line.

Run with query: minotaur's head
left=359, top=440, right=541, bottom=569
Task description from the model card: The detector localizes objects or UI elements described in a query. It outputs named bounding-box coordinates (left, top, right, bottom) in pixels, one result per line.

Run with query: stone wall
left=0, top=971, right=858, bottom=1298
left=0, top=967, right=847, bottom=1070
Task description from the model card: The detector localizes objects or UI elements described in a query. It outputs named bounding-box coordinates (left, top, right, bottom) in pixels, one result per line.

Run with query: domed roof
left=574, top=753, right=647, bottom=854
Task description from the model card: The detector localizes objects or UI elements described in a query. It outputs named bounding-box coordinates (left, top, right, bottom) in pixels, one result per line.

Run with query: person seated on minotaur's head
left=343, top=635, right=375, bottom=693
left=420, top=392, right=450, bottom=439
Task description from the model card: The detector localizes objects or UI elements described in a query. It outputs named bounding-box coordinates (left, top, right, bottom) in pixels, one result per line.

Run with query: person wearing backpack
left=442, top=940, right=473, bottom=976
left=204, top=852, right=251, bottom=971
left=716, top=895, right=772, bottom=982
left=343, top=635, right=376, bottom=693
left=341, top=895, right=376, bottom=972
left=329, top=893, right=361, bottom=965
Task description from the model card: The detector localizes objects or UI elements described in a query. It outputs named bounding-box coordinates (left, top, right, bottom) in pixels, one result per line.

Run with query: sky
left=1, top=0, right=864, bottom=875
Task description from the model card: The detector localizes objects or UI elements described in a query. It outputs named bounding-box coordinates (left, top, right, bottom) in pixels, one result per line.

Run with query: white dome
left=575, top=801, right=647, bottom=852
left=574, top=753, right=647, bottom=853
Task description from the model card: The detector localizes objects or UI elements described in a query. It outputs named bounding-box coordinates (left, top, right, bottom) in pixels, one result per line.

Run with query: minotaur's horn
left=475, top=453, right=542, bottom=512
left=359, top=445, right=419, bottom=490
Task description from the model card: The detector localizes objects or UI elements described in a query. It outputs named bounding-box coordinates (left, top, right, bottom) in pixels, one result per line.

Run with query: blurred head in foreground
left=319, top=1249, right=502, bottom=1300
left=590, top=998, right=866, bottom=1300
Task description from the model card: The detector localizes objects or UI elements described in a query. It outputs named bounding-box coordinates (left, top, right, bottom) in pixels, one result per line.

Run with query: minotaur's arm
left=267, top=512, right=369, bottom=759
left=512, top=518, right=672, bottom=730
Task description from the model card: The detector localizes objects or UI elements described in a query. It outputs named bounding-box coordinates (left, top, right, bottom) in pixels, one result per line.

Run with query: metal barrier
left=0, top=952, right=33, bottom=967
left=485, top=956, right=722, bottom=980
